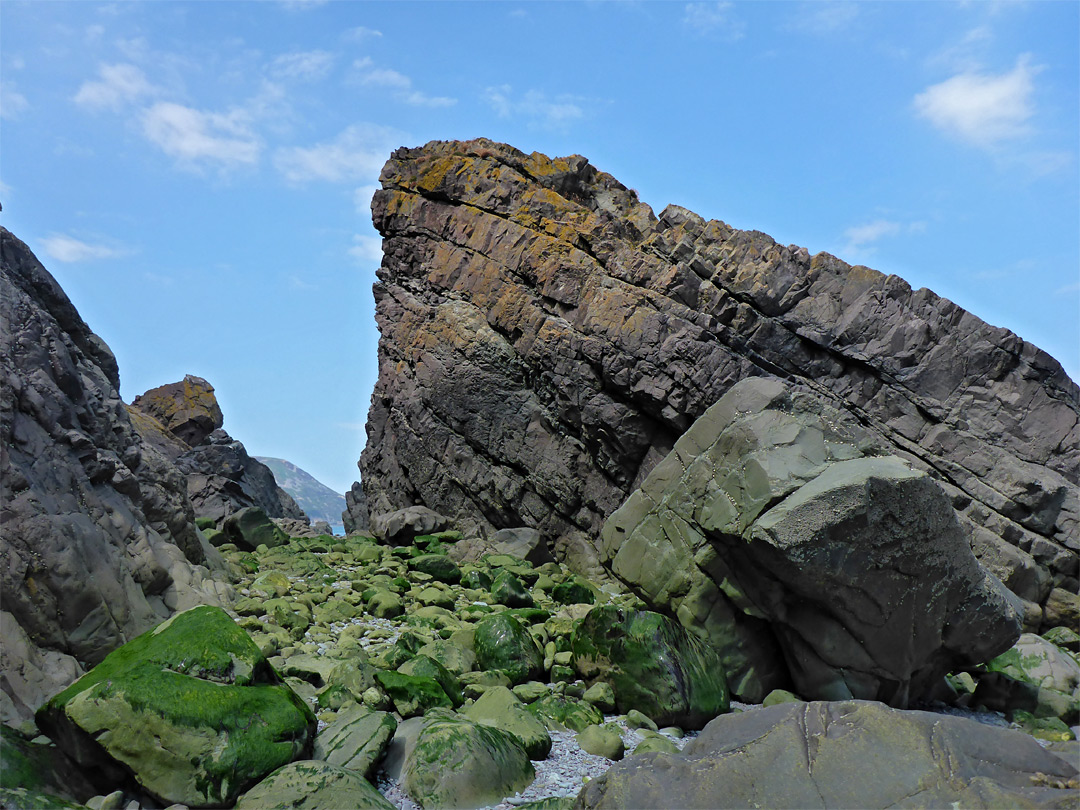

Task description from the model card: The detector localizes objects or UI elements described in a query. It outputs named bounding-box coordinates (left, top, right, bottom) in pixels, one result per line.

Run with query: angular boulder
left=235, top=760, right=394, bottom=810
left=224, top=505, right=290, bottom=551
left=370, top=506, right=448, bottom=546
left=0, top=228, right=231, bottom=725
left=463, top=685, right=552, bottom=759
left=35, top=605, right=316, bottom=808
left=600, top=378, right=1020, bottom=705
left=358, top=139, right=1077, bottom=628
left=575, top=700, right=1080, bottom=810
left=130, top=375, right=223, bottom=447
left=313, top=704, right=397, bottom=779
left=402, top=714, right=534, bottom=810
left=473, top=613, right=544, bottom=684
left=571, top=606, right=729, bottom=729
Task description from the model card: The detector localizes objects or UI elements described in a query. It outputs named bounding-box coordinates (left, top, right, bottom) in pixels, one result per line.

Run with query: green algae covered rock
left=409, top=554, right=462, bottom=584
left=526, top=694, right=602, bottom=732
left=398, top=654, right=463, bottom=707
left=402, top=715, right=535, bottom=809
left=572, top=606, right=729, bottom=729
left=313, top=704, right=397, bottom=779
left=464, top=686, right=552, bottom=759
left=986, top=633, right=1080, bottom=697
left=224, top=506, right=289, bottom=551
left=374, top=670, right=453, bottom=717
left=632, top=733, right=679, bottom=755
left=491, top=570, right=535, bottom=608
left=474, top=613, right=544, bottom=684
left=576, top=723, right=625, bottom=760
left=551, top=577, right=596, bottom=606
left=0, top=726, right=94, bottom=807
left=235, top=760, right=394, bottom=810
left=35, top=605, right=315, bottom=808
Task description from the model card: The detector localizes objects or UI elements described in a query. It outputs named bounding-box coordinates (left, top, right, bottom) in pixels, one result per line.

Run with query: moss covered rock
left=0, top=726, right=94, bottom=806
left=576, top=723, right=624, bottom=760
left=235, top=760, right=394, bottom=810
left=35, top=605, right=315, bottom=808
left=409, top=554, right=462, bottom=584
left=474, top=613, right=544, bottom=684
left=526, top=694, right=602, bottom=732
left=572, top=606, right=729, bottom=729
left=464, top=686, right=552, bottom=759
left=313, top=704, right=397, bottom=779
left=402, top=715, right=535, bottom=809
left=491, top=570, right=535, bottom=608
left=374, top=671, right=453, bottom=718
left=398, top=655, right=463, bottom=707
left=224, top=506, right=290, bottom=551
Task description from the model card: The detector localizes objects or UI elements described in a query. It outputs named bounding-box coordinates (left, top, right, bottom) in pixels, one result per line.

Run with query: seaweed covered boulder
left=473, top=613, right=545, bottom=684
left=402, top=714, right=534, bottom=809
left=35, top=605, right=316, bottom=808
left=235, top=760, right=394, bottom=810
left=571, top=606, right=728, bottom=729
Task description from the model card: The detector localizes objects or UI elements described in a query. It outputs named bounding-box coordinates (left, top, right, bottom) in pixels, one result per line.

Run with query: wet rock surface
left=359, top=138, right=1078, bottom=625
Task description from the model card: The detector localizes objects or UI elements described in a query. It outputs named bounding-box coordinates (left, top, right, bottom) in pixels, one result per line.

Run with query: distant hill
left=254, top=457, right=346, bottom=527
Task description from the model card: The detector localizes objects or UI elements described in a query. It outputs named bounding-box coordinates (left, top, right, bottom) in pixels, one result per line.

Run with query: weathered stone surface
left=574, top=700, right=1080, bottom=810
left=473, top=613, right=544, bottom=684
left=576, top=724, right=624, bottom=760
left=343, top=481, right=370, bottom=534
left=224, top=506, right=290, bottom=551
left=463, top=685, right=552, bottom=759
left=571, top=606, right=728, bottom=729
left=235, top=760, right=394, bottom=810
left=0, top=228, right=232, bottom=725
left=130, top=375, right=223, bottom=448
left=358, top=139, right=1077, bottom=625
left=35, top=605, right=316, bottom=808
left=313, top=704, right=396, bottom=779
left=600, top=378, right=1020, bottom=706
left=370, top=506, right=448, bottom=546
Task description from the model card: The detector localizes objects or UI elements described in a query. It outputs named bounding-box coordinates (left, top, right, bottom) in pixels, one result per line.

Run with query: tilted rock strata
left=360, top=138, right=1078, bottom=623
left=0, top=228, right=231, bottom=724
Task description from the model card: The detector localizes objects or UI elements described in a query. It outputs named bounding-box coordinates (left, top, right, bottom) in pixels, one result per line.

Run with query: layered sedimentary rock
left=359, top=139, right=1078, bottom=627
left=601, top=377, right=1019, bottom=703
left=129, top=376, right=307, bottom=526
left=0, top=228, right=231, bottom=725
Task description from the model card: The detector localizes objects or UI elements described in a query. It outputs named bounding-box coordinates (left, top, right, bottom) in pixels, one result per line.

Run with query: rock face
left=343, top=481, right=370, bottom=533
left=0, top=228, right=231, bottom=725
left=358, top=138, right=1078, bottom=627
left=129, top=377, right=307, bottom=526
left=574, top=700, right=1079, bottom=810
left=256, top=456, right=347, bottom=528
left=600, top=377, right=1020, bottom=704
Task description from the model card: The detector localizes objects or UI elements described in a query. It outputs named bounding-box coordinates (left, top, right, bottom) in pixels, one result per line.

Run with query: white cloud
left=839, top=219, right=926, bottom=258
left=354, top=184, right=380, bottom=214
left=484, top=85, right=585, bottom=129
left=927, top=26, right=993, bottom=73
left=682, top=2, right=746, bottom=39
left=40, top=234, right=130, bottom=263
left=344, top=26, right=383, bottom=41
left=280, top=0, right=329, bottom=10
left=270, top=50, right=334, bottom=82
left=786, top=1, right=858, bottom=35
left=74, top=63, right=156, bottom=111
left=352, top=62, right=455, bottom=108
left=0, top=81, right=28, bottom=120
left=349, top=234, right=383, bottom=264
left=141, top=101, right=260, bottom=169
left=273, top=124, right=402, bottom=183
left=914, top=55, right=1042, bottom=147
left=1055, top=281, right=1080, bottom=296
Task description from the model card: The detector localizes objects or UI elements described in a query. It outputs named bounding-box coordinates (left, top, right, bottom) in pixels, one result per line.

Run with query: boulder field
left=358, top=138, right=1077, bottom=634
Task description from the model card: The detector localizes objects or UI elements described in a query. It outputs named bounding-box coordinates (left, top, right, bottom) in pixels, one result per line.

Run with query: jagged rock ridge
left=359, top=139, right=1078, bottom=627
left=255, top=456, right=346, bottom=527
left=0, top=228, right=231, bottom=725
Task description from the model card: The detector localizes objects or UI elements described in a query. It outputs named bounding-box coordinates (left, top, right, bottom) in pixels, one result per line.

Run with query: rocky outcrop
left=575, top=700, right=1079, bottom=810
left=255, top=456, right=347, bottom=528
left=129, top=377, right=307, bottom=526
left=358, top=139, right=1078, bottom=628
left=343, top=481, right=370, bottom=533
left=0, top=228, right=231, bottom=726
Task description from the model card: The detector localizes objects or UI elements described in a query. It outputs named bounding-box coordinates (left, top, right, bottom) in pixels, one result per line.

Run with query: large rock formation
left=129, top=376, right=307, bottom=526
left=359, top=139, right=1078, bottom=629
left=0, top=228, right=231, bottom=725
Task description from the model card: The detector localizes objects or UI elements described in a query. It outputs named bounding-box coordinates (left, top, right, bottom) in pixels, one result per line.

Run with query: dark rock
left=370, top=506, right=448, bottom=546
left=223, top=506, right=290, bottom=551
left=344, top=481, right=371, bottom=533
left=490, top=570, right=535, bottom=608
left=473, top=613, right=544, bottom=684
left=357, top=139, right=1077, bottom=624
left=0, top=228, right=231, bottom=725
left=574, top=700, right=1079, bottom=810
left=599, top=378, right=1020, bottom=706
left=130, top=375, right=223, bottom=448
left=571, top=606, right=729, bottom=729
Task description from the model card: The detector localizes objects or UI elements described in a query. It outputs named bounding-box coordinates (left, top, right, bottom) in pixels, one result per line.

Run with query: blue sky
left=2, top=1, right=1077, bottom=497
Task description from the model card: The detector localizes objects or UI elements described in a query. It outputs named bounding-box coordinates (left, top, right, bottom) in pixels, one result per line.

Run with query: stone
left=625, top=709, right=657, bottom=731
left=235, top=760, right=394, bottom=810
left=367, top=590, right=404, bottom=619
left=370, top=506, right=448, bottom=546
left=575, top=700, right=1080, bottom=809
left=1044, top=626, right=1080, bottom=653
left=762, top=689, right=803, bottom=707
left=1, top=228, right=231, bottom=725
left=35, top=606, right=315, bottom=807
left=986, top=633, right=1080, bottom=697
left=576, top=724, right=625, bottom=760
left=526, top=694, right=602, bottom=732
left=402, top=714, right=535, bottom=809
left=398, top=654, right=463, bottom=707
left=416, top=639, right=476, bottom=677
left=473, top=613, right=545, bottom=684
left=130, top=375, right=222, bottom=448
left=632, top=734, right=679, bottom=755
left=601, top=379, right=1021, bottom=706
left=224, top=506, right=290, bottom=551
left=408, top=554, right=462, bottom=584
left=491, top=570, right=535, bottom=608
left=572, top=606, right=729, bottom=729
left=313, top=704, right=397, bottom=779
left=551, top=577, right=596, bottom=606
left=357, top=140, right=1077, bottom=630
left=463, top=685, right=552, bottom=759
left=1044, top=587, right=1080, bottom=629
left=0, top=725, right=95, bottom=806
left=374, top=671, right=453, bottom=718
left=582, top=682, right=616, bottom=713
left=343, top=481, right=370, bottom=534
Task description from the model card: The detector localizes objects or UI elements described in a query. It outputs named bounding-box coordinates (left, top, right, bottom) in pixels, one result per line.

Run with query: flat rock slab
left=575, top=700, right=1080, bottom=809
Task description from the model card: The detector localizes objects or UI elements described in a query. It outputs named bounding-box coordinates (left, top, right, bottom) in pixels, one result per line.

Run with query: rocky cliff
left=255, top=456, right=346, bottom=527
left=129, top=376, right=307, bottom=527
left=0, top=228, right=232, bottom=725
left=359, top=139, right=1078, bottom=629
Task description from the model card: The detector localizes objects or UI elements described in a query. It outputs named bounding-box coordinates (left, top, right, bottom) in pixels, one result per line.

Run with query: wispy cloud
left=349, top=234, right=383, bottom=264
left=682, top=2, right=746, bottom=39
left=927, top=26, right=994, bottom=73
left=1055, top=281, right=1080, bottom=296
left=279, top=0, right=329, bottom=10
left=343, top=26, right=383, bottom=41
left=484, top=85, right=585, bottom=129
left=839, top=219, right=925, bottom=258
left=269, top=50, right=334, bottom=82
left=352, top=61, right=455, bottom=108
left=141, top=101, right=261, bottom=169
left=914, top=55, right=1042, bottom=148
left=785, top=1, right=858, bottom=35
left=74, top=63, right=157, bottom=111
left=40, top=234, right=131, bottom=263
left=0, top=81, right=28, bottom=120
left=354, top=184, right=380, bottom=215
left=273, top=124, right=403, bottom=183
